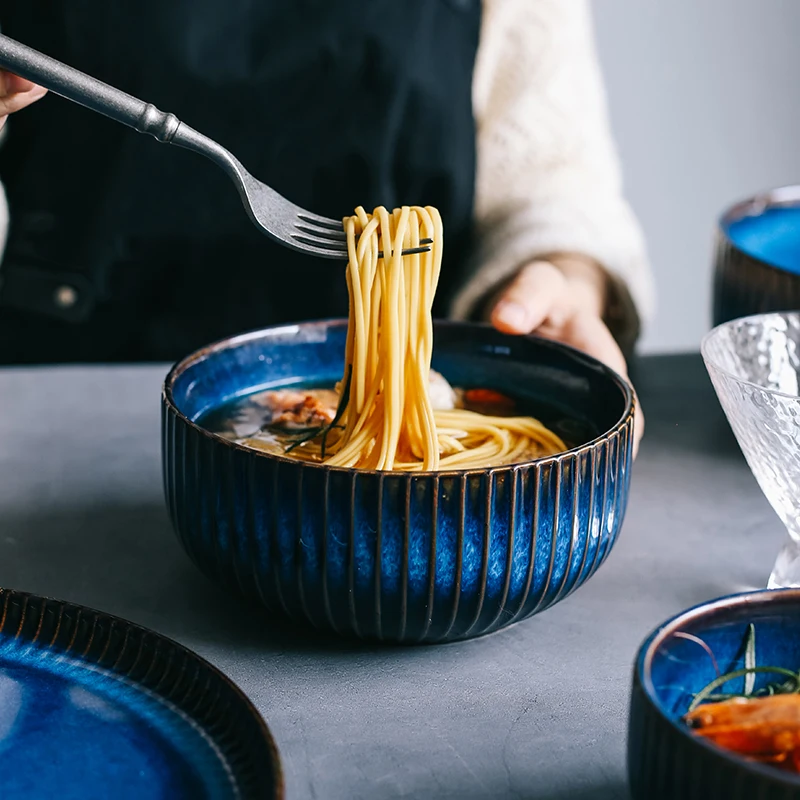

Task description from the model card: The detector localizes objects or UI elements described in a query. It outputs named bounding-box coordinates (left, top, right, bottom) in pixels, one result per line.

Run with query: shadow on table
left=0, top=501, right=421, bottom=658
left=529, top=785, right=630, bottom=800
left=363, top=781, right=630, bottom=800
left=630, top=353, right=741, bottom=460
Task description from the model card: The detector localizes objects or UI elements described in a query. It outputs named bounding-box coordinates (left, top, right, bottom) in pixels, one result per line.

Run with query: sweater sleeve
left=451, top=0, right=655, bottom=346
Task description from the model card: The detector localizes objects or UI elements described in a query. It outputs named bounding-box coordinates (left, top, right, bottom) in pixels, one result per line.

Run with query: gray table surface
left=0, top=354, right=784, bottom=800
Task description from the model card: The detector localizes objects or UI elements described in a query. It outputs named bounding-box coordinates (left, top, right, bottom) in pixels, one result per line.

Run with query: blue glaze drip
left=727, top=206, right=800, bottom=273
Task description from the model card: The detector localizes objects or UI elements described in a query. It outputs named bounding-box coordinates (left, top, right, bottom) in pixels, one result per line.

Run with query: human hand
left=488, top=256, right=644, bottom=456
left=0, top=71, right=46, bottom=132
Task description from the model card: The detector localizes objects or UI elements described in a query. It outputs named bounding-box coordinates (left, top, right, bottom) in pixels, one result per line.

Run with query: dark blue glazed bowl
left=714, top=185, right=800, bottom=326
left=162, top=320, right=634, bottom=643
left=629, top=589, right=800, bottom=800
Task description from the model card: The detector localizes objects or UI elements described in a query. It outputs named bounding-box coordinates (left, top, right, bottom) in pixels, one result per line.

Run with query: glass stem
left=768, top=534, right=800, bottom=589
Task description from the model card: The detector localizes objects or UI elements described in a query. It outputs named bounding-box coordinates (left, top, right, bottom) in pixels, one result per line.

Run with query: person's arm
left=0, top=72, right=46, bottom=259
left=453, top=0, right=655, bottom=364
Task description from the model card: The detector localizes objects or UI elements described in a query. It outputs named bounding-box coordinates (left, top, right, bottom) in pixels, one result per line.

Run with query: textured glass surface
left=702, top=312, right=800, bottom=587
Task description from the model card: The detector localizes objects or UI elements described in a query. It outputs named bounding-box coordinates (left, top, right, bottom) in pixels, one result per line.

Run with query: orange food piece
left=686, top=695, right=800, bottom=770
left=464, top=389, right=516, bottom=410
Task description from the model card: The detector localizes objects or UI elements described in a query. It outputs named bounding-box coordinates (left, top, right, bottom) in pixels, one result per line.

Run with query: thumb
left=490, top=261, right=568, bottom=334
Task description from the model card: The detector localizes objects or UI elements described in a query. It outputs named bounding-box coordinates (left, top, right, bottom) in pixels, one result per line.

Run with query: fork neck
left=170, top=124, right=246, bottom=183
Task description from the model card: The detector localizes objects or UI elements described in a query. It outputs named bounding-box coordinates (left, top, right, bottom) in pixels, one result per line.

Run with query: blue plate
left=0, top=589, right=282, bottom=799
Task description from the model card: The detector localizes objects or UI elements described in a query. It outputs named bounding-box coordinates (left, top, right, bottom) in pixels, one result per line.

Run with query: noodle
left=287, top=205, right=567, bottom=470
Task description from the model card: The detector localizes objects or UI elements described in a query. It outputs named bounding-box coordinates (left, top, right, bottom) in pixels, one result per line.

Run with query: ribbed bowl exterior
left=629, top=667, right=800, bottom=800
left=713, top=186, right=800, bottom=327
left=162, top=321, right=634, bottom=644
left=628, top=589, right=800, bottom=800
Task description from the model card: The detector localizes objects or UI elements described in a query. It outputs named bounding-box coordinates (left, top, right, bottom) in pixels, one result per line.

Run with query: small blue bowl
left=629, top=589, right=800, bottom=800
left=714, top=185, right=800, bottom=326
left=162, top=320, right=634, bottom=643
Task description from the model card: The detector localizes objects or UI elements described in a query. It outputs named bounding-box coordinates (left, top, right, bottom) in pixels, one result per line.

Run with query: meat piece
left=273, top=395, right=336, bottom=430
left=252, top=389, right=338, bottom=430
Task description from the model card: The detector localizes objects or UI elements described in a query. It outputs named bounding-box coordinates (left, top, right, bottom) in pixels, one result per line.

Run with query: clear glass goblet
left=702, top=311, right=800, bottom=588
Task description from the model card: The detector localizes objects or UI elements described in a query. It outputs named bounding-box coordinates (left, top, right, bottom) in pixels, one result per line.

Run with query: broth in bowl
left=200, top=375, right=570, bottom=469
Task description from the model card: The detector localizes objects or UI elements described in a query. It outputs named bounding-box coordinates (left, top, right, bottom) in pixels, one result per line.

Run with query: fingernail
left=494, top=301, right=528, bottom=331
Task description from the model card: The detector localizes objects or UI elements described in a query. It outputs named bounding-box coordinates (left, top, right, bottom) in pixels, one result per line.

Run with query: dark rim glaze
left=162, top=318, right=635, bottom=477
left=0, top=588, right=284, bottom=799
left=629, top=589, right=800, bottom=800
left=714, top=184, right=800, bottom=328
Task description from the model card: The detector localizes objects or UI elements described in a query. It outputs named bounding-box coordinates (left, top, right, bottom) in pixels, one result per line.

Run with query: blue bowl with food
left=162, top=318, right=633, bottom=643
left=714, top=185, right=800, bottom=326
left=629, top=589, right=800, bottom=799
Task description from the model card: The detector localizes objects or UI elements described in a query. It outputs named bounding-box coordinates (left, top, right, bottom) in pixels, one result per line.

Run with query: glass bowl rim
left=701, top=311, right=800, bottom=402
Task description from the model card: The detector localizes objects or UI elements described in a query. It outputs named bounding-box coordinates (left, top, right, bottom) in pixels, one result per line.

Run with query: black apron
left=0, top=0, right=480, bottom=364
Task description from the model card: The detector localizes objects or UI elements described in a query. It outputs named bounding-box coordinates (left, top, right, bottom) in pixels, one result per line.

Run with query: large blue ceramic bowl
left=714, top=185, right=800, bottom=326
left=629, top=589, right=800, bottom=800
left=162, top=320, right=634, bottom=643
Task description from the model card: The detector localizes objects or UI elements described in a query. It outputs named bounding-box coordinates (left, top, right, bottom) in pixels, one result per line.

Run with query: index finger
left=1, top=71, right=38, bottom=95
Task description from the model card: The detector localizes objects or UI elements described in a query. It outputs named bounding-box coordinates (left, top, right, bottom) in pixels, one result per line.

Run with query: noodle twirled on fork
left=285, top=205, right=566, bottom=470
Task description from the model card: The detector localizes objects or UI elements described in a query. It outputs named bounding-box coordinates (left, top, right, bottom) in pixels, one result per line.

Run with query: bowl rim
left=701, top=310, right=800, bottom=402
left=718, top=183, right=800, bottom=277
left=162, top=318, right=636, bottom=477
left=635, top=588, right=800, bottom=787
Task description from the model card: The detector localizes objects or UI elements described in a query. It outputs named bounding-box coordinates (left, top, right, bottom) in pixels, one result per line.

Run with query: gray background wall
left=592, top=0, right=800, bottom=353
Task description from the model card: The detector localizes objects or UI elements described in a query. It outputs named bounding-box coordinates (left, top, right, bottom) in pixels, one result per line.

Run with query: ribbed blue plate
left=0, top=589, right=282, bottom=799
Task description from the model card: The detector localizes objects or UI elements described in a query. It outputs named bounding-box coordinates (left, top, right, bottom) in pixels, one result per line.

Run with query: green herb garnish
left=684, top=623, right=800, bottom=713
left=283, top=365, right=353, bottom=457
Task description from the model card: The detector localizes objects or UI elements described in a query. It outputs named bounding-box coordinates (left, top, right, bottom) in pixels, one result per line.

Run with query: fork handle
left=0, top=33, right=184, bottom=141
left=0, top=34, right=238, bottom=173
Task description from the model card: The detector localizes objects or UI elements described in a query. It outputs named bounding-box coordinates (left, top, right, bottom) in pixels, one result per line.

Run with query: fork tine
left=290, top=236, right=432, bottom=259
left=296, top=223, right=434, bottom=249
left=297, top=215, right=434, bottom=245
left=296, top=212, right=344, bottom=232
left=297, top=210, right=435, bottom=245
left=292, top=211, right=434, bottom=259
left=295, top=224, right=347, bottom=243
left=378, top=245, right=431, bottom=258
left=292, top=243, right=352, bottom=259
left=296, top=218, right=433, bottom=248
left=291, top=233, right=350, bottom=253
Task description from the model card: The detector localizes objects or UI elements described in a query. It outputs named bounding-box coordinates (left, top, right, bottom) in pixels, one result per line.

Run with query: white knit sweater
left=0, top=0, right=653, bottom=332
left=457, top=0, right=654, bottom=330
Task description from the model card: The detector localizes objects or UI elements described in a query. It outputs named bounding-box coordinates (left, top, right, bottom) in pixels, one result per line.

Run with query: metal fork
left=0, top=34, right=431, bottom=260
